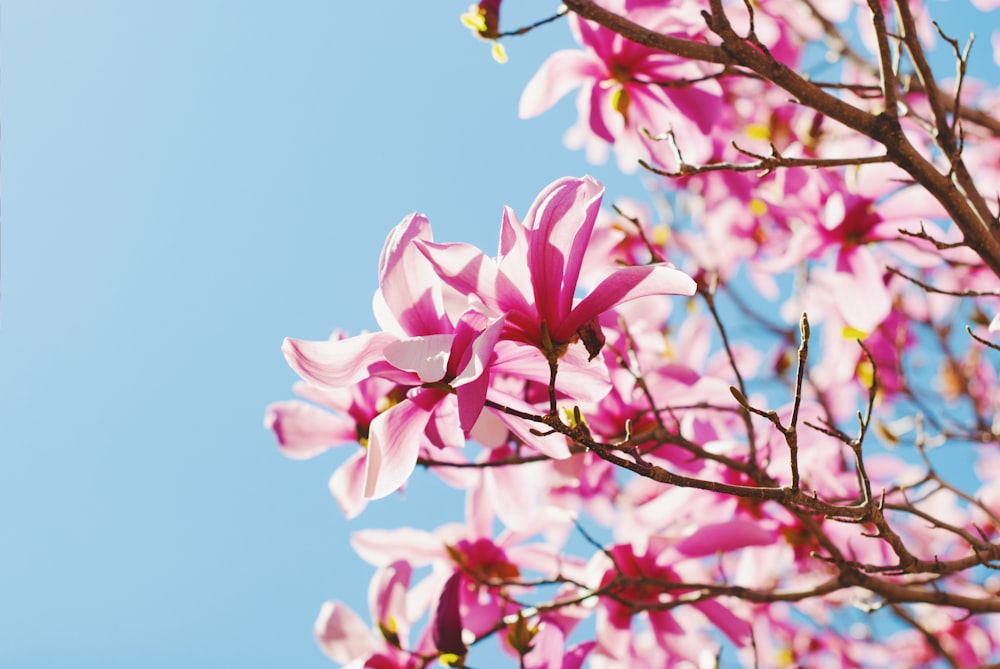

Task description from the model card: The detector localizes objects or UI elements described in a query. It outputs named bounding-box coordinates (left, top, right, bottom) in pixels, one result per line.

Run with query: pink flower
left=519, top=4, right=721, bottom=171
left=417, top=176, right=695, bottom=358
left=282, top=214, right=508, bottom=499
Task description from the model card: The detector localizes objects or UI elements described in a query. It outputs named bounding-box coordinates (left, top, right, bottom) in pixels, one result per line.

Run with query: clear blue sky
left=1, top=2, right=994, bottom=667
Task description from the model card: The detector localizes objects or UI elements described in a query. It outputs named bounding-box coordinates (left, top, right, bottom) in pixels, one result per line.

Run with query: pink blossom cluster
left=270, top=0, right=1000, bottom=666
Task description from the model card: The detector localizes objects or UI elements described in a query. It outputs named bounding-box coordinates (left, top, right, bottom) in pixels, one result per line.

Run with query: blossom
left=282, top=214, right=508, bottom=499
left=519, top=3, right=722, bottom=171
left=417, top=175, right=695, bottom=358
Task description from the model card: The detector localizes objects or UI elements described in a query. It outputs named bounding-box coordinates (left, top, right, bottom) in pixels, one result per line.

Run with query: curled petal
left=283, top=332, right=396, bottom=388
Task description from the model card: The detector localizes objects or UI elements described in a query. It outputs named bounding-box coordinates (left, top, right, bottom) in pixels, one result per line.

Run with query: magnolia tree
left=267, top=1, right=1000, bottom=666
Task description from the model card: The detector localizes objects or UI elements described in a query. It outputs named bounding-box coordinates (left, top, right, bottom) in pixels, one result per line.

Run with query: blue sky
left=1, top=2, right=995, bottom=667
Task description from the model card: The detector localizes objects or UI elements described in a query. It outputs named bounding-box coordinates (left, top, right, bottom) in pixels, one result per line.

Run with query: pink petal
left=486, top=390, right=571, bottom=460
left=350, top=527, right=443, bottom=567
left=692, top=599, right=751, bottom=645
left=365, top=389, right=441, bottom=499
left=369, top=560, right=413, bottom=640
left=264, top=400, right=356, bottom=459
left=432, top=572, right=466, bottom=655
left=674, top=518, right=778, bottom=557
left=384, top=334, right=453, bottom=383
left=416, top=240, right=503, bottom=312
left=457, top=373, right=490, bottom=433
left=832, top=249, right=891, bottom=333
left=377, top=213, right=449, bottom=337
left=314, top=601, right=379, bottom=664
left=496, top=207, right=535, bottom=307
left=519, top=50, right=605, bottom=119
left=282, top=332, right=395, bottom=388
left=556, top=264, right=695, bottom=342
left=527, top=176, right=605, bottom=331
left=328, top=450, right=369, bottom=519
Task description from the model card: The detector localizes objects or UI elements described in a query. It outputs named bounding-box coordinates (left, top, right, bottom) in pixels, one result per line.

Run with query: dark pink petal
left=561, top=641, right=596, bottom=669
left=674, top=518, right=778, bottom=557
left=519, top=50, right=605, bottom=119
left=433, top=572, right=466, bottom=656
left=282, top=332, right=396, bottom=388
left=264, top=400, right=356, bottom=459
left=314, top=601, right=379, bottom=664
left=365, top=388, right=441, bottom=499
left=456, top=373, right=490, bottom=433
left=692, top=599, right=751, bottom=645
left=526, top=176, right=605, bottom=331
left=648, top=608, right=685, bottom=640
left=449, top=309, right=505, bottom=385
left=555, top=264, right=695, bottom=342
left=587, top=84, right=617, bottom=143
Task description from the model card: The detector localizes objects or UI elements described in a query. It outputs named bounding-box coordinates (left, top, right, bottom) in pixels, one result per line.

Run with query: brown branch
left=562, top=0, right=1000, bottom=279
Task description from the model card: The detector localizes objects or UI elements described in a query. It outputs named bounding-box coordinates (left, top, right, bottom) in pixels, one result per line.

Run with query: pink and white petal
left=570, top=13, right=618, bottom=64
left=451, top=310, right=505, bottom=386
left=426, top=391, right=465, bottom=451
left=486, top=390, right=571, bottom=460
left=370, top=560, right=414, bottom=638
left=469, top=408, right=509, bottom=449
left=527, top=176, right=606, bottom=327
left=519, top=50, right=605, bottom=119
left=283, top=332, right=396, bottom=388
left=314, top=601, right=380, bottom=664
left=587, top=84, right=618, bottom=144
left=832, top=250, right=891, bottom=333
left=365, top=390, right=439, bottom=499
left=490, top=340, right=611, bottom=403
left=290, top=380, right=353, bottom=413
left=416, top=239, right=507, bottom=313
left=264, top=400, right=356, bottom=460
left=384, top=334, right=453, bottom=383
left=378, top=213, right=449, bottom=337
left=486, top=457, right=544, bottom=531
left=520, top=621, right=567, bottom=669
left=329, top=450, right=369, bottom=520
left=350, top=527, right=444, bottom=567
left=557, top=264, right=695, bottom=341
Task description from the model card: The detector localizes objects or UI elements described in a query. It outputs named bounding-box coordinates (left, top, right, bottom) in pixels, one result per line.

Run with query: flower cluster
left=269, top=0, right=1000, bottom=666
